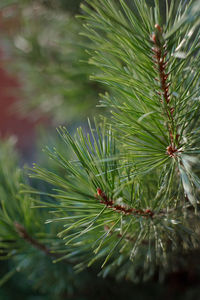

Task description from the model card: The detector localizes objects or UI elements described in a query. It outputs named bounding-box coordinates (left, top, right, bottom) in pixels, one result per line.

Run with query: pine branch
left=14, top=222, right=54, bottom=258
left=152, top=24, right=177, bottom=152
left=29, top=120, right=199, bottom=280
left=2, top=0, right=198, bottom=284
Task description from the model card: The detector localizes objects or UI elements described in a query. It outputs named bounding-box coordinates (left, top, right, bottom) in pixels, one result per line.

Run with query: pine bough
left=1, top=0, right=200, bottom=283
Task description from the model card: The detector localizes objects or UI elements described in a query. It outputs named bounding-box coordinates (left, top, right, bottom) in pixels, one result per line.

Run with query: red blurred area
left=0, top=5, right=49, bottom=158
left=0, top=49, right=47, bottom=155
left=0, top=5, right=36, bottom=154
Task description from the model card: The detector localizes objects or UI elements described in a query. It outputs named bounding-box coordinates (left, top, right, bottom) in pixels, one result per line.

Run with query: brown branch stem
left=152, top=25, right=179, bottom=157
left=14, top=222, right=61, bottom=259
left=96, top=188, right=178, bottom=220
left=96, top=188, right=154, bottom=218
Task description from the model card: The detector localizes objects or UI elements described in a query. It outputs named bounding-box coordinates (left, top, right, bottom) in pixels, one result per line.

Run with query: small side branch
left=14, top=222, right=58, bottom=258
left=96, top=188, right=154, bottom=218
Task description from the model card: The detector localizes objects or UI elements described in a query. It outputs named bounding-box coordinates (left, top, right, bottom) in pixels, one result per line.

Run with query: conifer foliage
left=1, top=0, right=200, bottom=290
left=31, top=0, right=200, bottom=280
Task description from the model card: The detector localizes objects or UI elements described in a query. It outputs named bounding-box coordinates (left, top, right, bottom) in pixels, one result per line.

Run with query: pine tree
left=1, top=0, right=200, bottom=298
